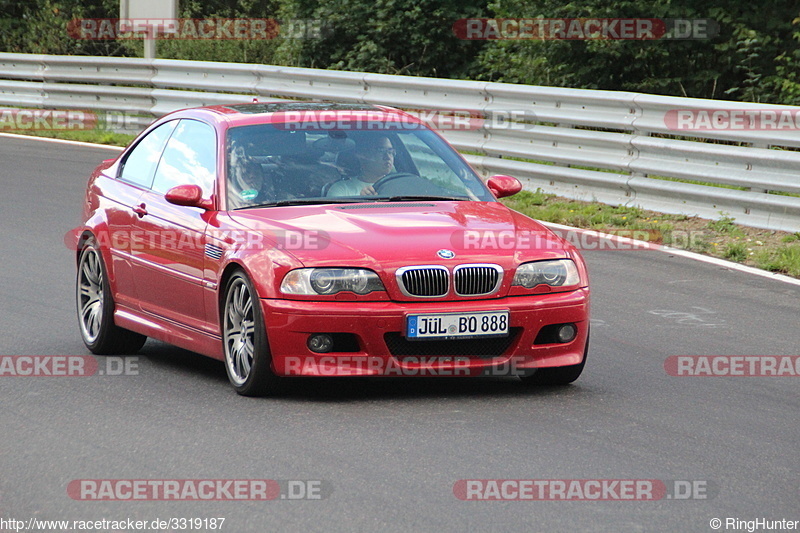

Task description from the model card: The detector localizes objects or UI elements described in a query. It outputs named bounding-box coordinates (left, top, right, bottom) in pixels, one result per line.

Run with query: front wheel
left=222, top=271, right=282, bottom=396
left=76, top=239, right=146, bottom=354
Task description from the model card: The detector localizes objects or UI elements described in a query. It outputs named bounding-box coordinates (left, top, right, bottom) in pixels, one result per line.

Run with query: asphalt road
left=1, top=134, right=798, bottom=533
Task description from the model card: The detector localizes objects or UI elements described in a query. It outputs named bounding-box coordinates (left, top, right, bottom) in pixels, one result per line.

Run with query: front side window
left=151, top=119, right=216, bottom=197
left=119, top=121, right=178, bottom=188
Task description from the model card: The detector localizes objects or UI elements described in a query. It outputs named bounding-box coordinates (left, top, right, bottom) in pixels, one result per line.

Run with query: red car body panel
left=264, top=290, right=589, bottom=376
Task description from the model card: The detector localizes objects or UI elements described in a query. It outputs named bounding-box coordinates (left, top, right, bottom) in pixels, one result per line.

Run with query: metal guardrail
left=1, top=53, right=799, bottom=231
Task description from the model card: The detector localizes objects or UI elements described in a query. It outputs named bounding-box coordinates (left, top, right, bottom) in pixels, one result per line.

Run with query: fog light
left=307, top=334, right=334, bottom=353
left=557, top=324, right=577, bottom=343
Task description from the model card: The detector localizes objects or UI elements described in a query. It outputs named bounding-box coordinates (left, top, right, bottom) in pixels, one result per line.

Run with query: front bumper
left=262, top=288, right=589, bottom=377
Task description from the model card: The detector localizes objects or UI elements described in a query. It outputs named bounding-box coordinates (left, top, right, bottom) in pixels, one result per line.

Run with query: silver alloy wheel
left=224, top=278, right=256, bottom=386
left=78, top=247, right=104, bottom=343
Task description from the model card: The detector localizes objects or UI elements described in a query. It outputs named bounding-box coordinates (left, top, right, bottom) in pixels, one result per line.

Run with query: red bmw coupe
left=72, top=102, right=590, bottom=395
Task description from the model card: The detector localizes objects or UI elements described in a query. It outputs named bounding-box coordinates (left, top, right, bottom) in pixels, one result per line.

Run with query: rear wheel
left=520, top=327, right=589, bottom=386
left=77, top=239, right=146, bottom=354
left=222, top=271, right=282, bottom=396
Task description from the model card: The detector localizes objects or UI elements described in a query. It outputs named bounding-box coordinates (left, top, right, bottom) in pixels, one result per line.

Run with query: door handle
left=133, top=203, right=148, bottom=218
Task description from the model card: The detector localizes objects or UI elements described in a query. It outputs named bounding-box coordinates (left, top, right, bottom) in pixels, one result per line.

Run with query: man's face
left=357, top=137, right=395, bottom=181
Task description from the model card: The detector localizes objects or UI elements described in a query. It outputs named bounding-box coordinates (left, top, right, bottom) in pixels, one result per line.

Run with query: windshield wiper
left=239, top=198, right=362, bottom=208
left=238, top=195, right=469, bottom=209
left=380, top=195, right=470, bottom=202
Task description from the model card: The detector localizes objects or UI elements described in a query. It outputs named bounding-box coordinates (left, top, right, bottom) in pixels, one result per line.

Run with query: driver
left=326, top=135, right=396, bottom=197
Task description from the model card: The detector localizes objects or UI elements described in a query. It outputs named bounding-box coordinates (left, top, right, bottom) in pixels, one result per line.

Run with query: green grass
left=2, top=128, right=135, bottom=147
left=724, top=242, right=749, bottom=262
left=753, top=246, right=800, bottom=277
left=503, top=190, right=678, bottom=234
left=707, top=212, right=745, bottom=237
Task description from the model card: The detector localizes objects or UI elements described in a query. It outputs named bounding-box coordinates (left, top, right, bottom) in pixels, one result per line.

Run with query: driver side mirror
left=486, top=175, right=522, bottom=199
left=165, top=184, right=214, bottom=210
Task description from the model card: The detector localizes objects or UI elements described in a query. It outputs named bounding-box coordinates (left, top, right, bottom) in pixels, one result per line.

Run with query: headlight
left=512, top=259, right=580, bottom=288
left=280, top=268, right=385, bottom=295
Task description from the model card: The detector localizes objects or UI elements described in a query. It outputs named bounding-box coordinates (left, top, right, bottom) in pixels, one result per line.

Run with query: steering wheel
left=371, top=172, right=460, bottom=198
left=370, top=172, right=420, bottom=193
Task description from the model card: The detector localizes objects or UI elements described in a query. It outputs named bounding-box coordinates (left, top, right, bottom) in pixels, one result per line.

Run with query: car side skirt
left=114, top=305, right=224, bottom=361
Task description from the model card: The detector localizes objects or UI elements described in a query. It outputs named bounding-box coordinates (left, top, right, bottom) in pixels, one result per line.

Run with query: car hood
left=227, top=201, right=569, bottom=270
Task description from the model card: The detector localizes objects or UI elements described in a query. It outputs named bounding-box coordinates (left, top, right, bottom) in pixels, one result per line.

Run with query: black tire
left=221, top=271, right=283, bottom=396
left=76, top=238, right=147, bottom=355
left=520, top=327, right=589, bottom=386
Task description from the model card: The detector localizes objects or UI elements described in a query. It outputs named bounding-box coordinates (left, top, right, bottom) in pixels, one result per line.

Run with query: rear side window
left=151, top=119, right=216, bottom=197
left=119, top=121, right=177, bottom=188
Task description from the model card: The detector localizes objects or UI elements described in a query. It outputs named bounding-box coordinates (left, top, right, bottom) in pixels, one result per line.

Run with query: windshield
left=225, top=122, right=495, bottom=209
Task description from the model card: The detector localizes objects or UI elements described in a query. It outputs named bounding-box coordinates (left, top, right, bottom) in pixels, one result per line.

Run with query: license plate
left=406, top=311, right=509, bottom=340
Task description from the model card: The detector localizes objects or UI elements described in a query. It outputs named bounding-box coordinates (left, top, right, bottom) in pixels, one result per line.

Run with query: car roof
left=171, top=101, right=426, bottom=129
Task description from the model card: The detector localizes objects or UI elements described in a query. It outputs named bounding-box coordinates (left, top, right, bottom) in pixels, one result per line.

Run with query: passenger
left=229, top=159, right=273, bottom=208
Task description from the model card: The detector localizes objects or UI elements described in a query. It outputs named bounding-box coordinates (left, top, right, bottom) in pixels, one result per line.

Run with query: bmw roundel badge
left=437, top=249, right=456, bottom=259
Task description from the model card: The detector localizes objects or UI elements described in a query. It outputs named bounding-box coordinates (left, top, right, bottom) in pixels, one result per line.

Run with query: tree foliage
left=1, top=0, right=798, bottom=104
left=475, top=0, right=800, bottom=104
left=0, top=0, right=124, bottom=55
left=272, top=0, right=487, bottom=78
